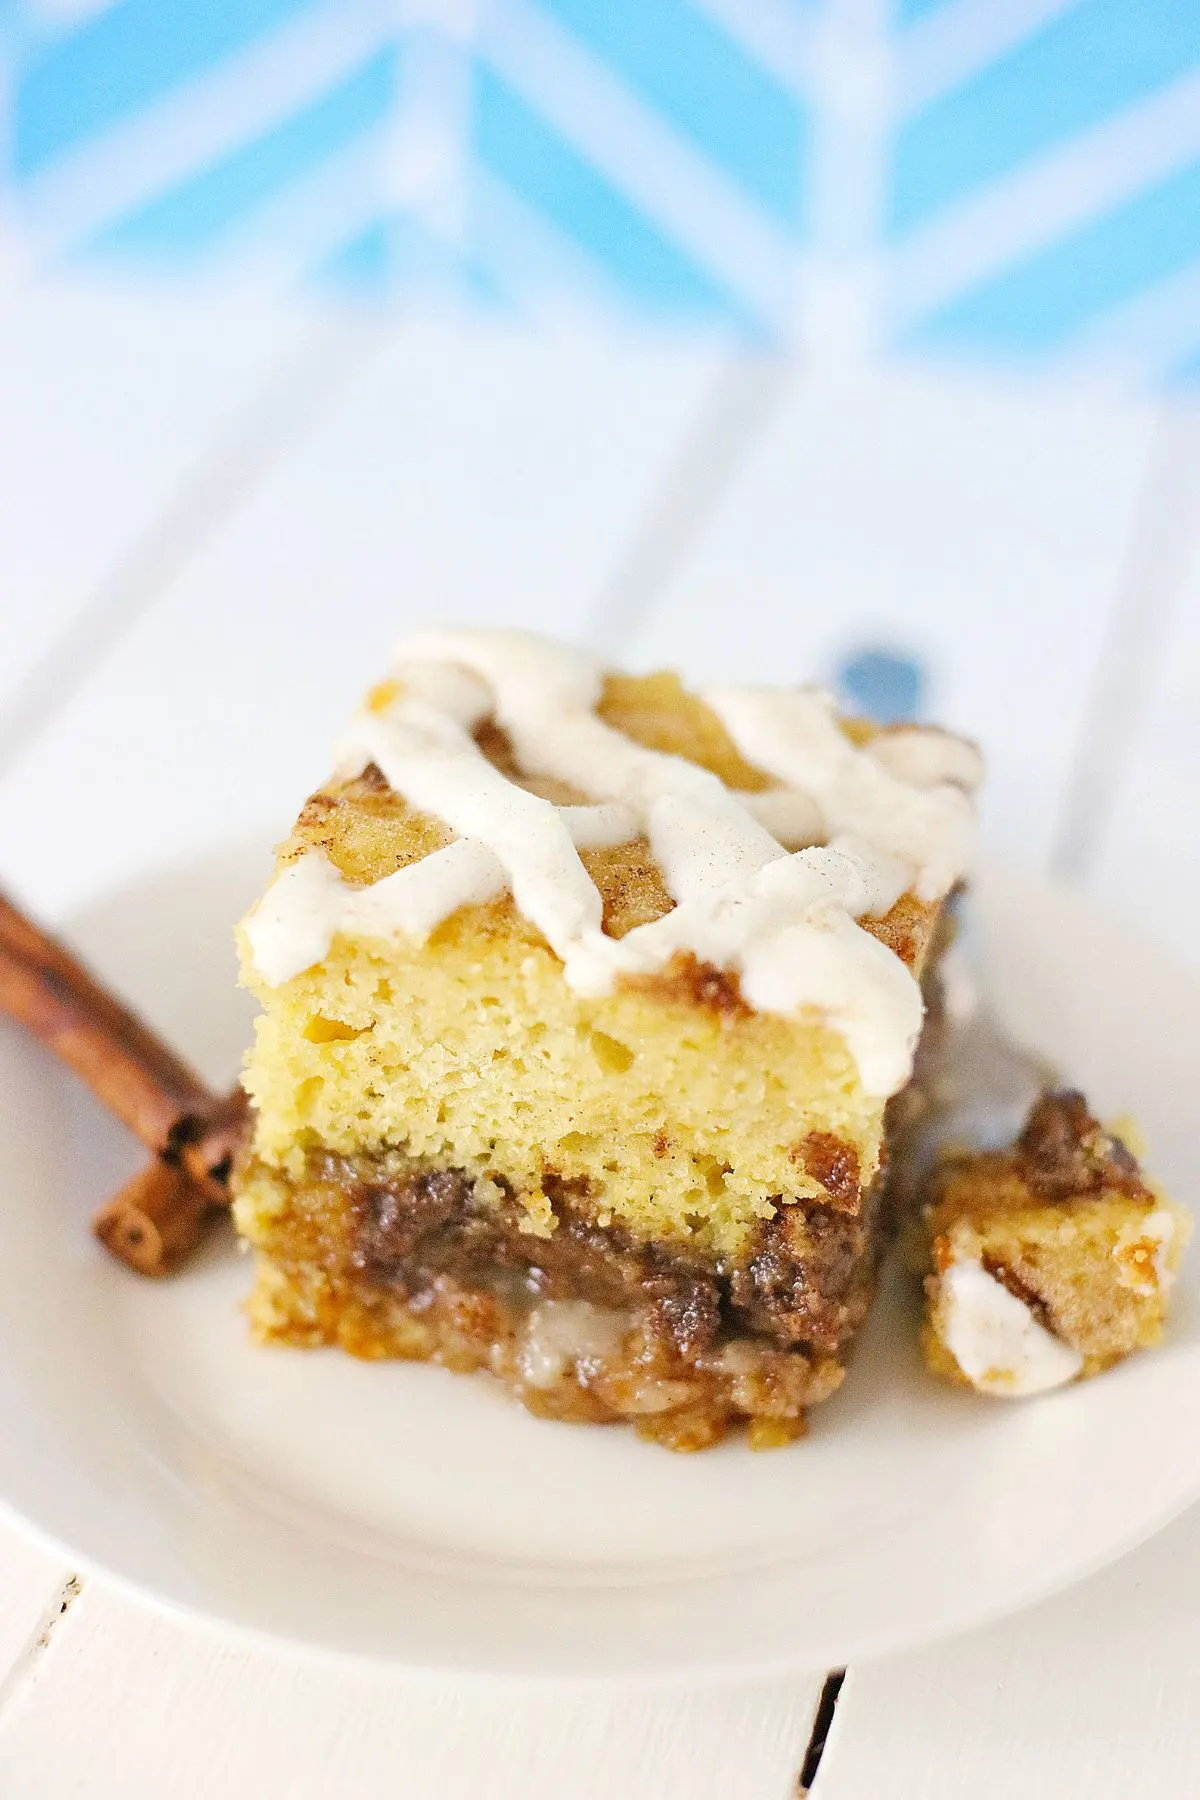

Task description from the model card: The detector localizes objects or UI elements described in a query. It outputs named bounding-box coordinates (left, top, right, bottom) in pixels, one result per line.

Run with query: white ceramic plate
left=0, top=843, right=1197, bottom=1680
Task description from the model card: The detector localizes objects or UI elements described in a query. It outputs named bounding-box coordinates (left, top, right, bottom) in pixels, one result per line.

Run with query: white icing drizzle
left=939, top=1260, right=1083, bottom=1397
left=244, top=850, right=352, bottom=990
left=701, top=685, right=976, bottom=902
left=740, top=787, right=825, bottom=850
left=868, top=725, right=984, bottom=794
left=244, top=799, right=638, bottom=988
left=244, top=628, right=980, bottom=1097
left=244, top=842, right=508, bottom=987
left=561, top=802, right=642, bottom=850
left=518, top=1300, right=628, bottom=1389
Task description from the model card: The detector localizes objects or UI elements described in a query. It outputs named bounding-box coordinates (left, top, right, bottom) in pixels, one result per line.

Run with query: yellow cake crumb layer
left=240, top=907, right=887, bottom=1260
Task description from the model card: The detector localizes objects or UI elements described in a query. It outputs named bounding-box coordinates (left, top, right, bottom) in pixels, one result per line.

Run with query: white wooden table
left=1, top=281, right=1198, bottom=1799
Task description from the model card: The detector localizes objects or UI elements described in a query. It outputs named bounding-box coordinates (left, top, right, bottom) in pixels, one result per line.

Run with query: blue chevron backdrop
left=2, top=0, right=1200, bottom=381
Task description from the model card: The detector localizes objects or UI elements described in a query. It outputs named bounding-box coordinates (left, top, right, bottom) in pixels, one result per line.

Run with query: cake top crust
left=244, top=629, right=981, bottom=1097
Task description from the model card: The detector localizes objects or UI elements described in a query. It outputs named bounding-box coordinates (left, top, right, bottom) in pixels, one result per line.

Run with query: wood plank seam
left=585, top=353, right=790, bottom=655
left=0, top=318, right=385, bottom=783
left=0, top=1572, right=84, bottom=1731
left=1050, top=401, right=1200, bottom=879
left=798, top=1668, right=845, bottom=1795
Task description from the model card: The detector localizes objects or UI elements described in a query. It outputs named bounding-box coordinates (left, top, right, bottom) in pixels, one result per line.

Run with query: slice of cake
left=232, top=628, right=980, bottom=1450
left=920, top=1090, right=1189, bottom=1397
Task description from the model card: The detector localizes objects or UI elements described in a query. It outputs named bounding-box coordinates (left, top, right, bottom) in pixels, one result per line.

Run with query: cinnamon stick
left=0, top=890, right=214, bottom=1157
left=0, top=888, right=250, bottom=1275
left=93, top=1160, right=217, bottom=1277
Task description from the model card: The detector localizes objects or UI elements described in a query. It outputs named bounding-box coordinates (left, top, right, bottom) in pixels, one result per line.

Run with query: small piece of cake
left=232, top=628, right=980, bottom=1449
left=920, top=1090, right=1190, bottom=1397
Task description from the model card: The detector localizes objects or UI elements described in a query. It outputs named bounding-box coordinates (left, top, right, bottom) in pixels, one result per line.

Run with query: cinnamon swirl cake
left=232, top=629, right=980, bottom=1449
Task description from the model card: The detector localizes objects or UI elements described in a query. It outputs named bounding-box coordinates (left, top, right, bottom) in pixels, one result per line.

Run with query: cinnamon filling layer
left=342, top=1152, right=881, bottom=1356
left=244, top=1149, right=888, bottom=1450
